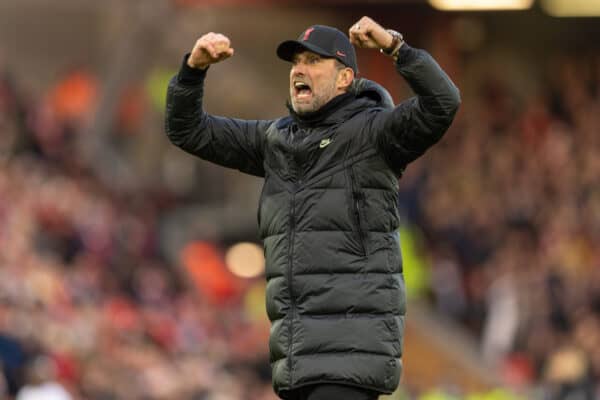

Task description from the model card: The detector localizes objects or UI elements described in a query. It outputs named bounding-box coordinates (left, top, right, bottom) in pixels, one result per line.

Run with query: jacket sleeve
left=371, top=44, right=461, bottom=173
left=164, top=56, right=270, bottom=177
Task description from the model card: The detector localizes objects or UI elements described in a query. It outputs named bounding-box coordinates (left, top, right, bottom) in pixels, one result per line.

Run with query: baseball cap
left=277, top=25, right=358, bottom=74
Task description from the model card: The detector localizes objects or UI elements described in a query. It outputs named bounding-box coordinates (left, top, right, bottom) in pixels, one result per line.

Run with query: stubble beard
left=290, top=79, right=337, bottom=116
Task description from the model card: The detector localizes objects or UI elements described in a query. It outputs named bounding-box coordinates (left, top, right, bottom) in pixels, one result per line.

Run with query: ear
left=337, top=67, right=355, bottom=91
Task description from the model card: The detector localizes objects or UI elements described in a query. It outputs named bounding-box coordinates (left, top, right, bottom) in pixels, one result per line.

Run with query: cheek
left=312, top=74, right=327, bottom=92
left=316, top=70, right=338, bottom=91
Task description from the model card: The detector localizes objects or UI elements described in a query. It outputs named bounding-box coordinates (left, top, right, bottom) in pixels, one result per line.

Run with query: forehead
left=292, top=50, right=330, bottom=62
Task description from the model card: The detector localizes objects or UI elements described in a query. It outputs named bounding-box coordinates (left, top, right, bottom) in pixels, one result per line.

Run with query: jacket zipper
left=287, top=191, right=296, bottom=384
left=353, top=196, right=367, bottom=255
left=287, top=134, right=299, bottom=386
left=348, top=166, right=367, bottom=256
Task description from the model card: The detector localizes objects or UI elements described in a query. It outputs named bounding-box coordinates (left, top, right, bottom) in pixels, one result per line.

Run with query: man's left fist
left=348, top=16, right=394, bottom=50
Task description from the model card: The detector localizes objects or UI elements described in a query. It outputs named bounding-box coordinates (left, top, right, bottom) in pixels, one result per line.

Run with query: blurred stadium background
left=1, top=0, right=599, bottom=399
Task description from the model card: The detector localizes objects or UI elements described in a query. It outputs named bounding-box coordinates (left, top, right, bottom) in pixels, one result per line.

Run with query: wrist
left=178, top=53, right=209, bottom=86
left=380, top=29, right=404, bottom=59
left=187, top=58, right=208, bottom=70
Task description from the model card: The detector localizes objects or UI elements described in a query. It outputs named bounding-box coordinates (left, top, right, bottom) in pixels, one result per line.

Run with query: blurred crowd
left=0, top=68, right=274, bottom=399
left=401, top=52, right=600, bottom=398
left=1, top=26, right=600, bottom=400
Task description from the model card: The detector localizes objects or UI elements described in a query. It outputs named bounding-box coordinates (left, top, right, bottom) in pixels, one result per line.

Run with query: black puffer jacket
left=165, top=44, right=460, bottom=396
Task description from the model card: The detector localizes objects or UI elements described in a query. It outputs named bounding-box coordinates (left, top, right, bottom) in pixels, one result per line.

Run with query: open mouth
left=293, top=81, right=312, bottom=99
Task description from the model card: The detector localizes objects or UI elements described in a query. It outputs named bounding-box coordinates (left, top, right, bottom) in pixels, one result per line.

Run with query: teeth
left=294, top=82, right=309, bottom=89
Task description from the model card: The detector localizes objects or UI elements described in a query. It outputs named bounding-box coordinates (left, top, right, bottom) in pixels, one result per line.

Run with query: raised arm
left=349, top=17, right=461, bottom=173
left=165, top=33, right=270, bottom=177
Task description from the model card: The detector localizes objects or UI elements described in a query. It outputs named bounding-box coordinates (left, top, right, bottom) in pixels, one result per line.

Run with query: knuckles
left=191, top=32, right=233, bottom=64
left=195, top=34, right=231, bottom=58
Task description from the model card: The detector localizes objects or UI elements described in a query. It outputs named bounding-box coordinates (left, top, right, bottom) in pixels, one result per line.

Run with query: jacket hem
left=276, top=379, right=392, bottom=398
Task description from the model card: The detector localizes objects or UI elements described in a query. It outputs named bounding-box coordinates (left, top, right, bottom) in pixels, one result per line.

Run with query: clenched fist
left=348, top=16, right=394, bottom=50
left=187, top=32, right=234, bottom=70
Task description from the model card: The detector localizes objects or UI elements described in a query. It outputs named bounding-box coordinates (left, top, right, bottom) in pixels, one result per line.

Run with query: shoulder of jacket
left=275, top=116, right=293, bottom=130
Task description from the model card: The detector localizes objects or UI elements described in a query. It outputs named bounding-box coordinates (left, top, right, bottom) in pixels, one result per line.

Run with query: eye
left=291, top=55, right=302, bottom=65
left=291, top=54, right=321, bottom=66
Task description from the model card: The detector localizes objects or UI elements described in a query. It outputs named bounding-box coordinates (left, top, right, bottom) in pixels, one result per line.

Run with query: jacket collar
left=280, top=78, right=394, bottom=129
left=286, top=92, right=355, bottom=128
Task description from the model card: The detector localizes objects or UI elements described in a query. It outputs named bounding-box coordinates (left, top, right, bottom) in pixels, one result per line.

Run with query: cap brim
left=276, top=40, right=334, bottom=62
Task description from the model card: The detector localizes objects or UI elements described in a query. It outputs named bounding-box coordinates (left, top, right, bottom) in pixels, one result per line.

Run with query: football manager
left=166, top=16, right=460, bottom=400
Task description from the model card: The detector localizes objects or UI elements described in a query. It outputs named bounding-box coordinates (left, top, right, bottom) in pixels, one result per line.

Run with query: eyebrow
left=292, top=53, right=323, bottom=63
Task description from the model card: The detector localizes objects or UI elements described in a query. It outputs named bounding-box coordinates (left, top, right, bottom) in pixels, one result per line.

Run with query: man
left=166, top=16, right=460, bottom=400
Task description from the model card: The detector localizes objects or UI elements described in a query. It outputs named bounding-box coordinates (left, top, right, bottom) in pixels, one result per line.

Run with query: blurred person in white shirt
left=16, top=356, right=72, bottom=400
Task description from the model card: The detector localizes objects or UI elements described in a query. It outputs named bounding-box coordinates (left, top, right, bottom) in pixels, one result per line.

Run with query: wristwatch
left=380, top=29, right=404, bottom=58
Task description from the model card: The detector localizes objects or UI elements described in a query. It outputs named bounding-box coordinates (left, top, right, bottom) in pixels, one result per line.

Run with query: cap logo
left=303, top=27, right=315, bottom=41
left=336, top=50, right=346, bottom=57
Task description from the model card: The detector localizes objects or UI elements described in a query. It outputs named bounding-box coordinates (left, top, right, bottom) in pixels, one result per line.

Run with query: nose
left=291, top=62, right=307, bottom=76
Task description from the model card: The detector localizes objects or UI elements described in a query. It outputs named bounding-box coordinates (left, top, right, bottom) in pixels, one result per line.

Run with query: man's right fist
left=187, top=33, right=234, bottom=70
